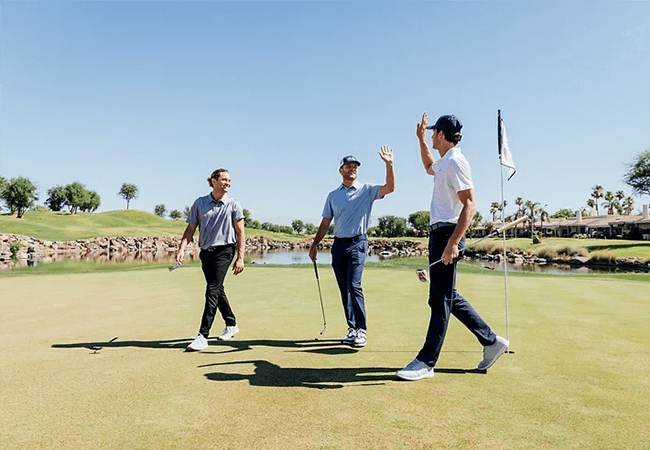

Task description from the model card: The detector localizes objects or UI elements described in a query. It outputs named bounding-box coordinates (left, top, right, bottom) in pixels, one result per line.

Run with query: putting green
left=1, top=266, right=648, bottom=449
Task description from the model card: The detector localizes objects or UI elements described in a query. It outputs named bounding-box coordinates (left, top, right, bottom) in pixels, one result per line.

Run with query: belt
left=334, top=235, right=367, bottom=243
left=202, top=243, right=235, bottom=251
left=429, top=222, right=456, bottom=232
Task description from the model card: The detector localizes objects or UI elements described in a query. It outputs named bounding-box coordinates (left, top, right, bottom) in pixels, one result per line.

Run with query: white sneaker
left=187, top=334, right=208, bottom=351
left=218, top=325, right=239, bottom=341
left=477, top=335, right=509, bottom=370
left=396, top=358, right=434, bottom=381
left=341, top=328, right=357, bottom=345
left=353, top=329, right=367, bottom=348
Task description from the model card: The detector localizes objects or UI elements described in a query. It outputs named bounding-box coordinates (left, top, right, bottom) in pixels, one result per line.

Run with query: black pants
left=416, top=226, right=496, bottom=367
left=198, top=245, right=237, bottom=338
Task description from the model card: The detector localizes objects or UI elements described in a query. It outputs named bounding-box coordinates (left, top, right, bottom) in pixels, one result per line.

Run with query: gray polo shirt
left=322, top=182, right=383, bottom=238
left=187, top=193, right=244, bottom=248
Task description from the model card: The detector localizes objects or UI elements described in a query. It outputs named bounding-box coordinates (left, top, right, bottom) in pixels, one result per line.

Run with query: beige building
left=484, top=205, right=650, bottom=240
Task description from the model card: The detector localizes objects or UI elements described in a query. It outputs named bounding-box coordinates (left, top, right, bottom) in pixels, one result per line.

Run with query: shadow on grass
left=585, top=242, right=650, bottom=252
left=201, top=360, right=400, bottom=389
left=200, top=360, right=486, bottom=389
left=51, top=337, right=359, bottom=355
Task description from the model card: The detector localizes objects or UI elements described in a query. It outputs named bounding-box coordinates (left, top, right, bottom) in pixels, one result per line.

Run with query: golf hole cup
left=416, top=269, right=429, bottom=283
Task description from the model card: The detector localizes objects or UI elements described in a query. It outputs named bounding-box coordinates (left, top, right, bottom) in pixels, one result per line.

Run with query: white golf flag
left=498, top=112, right=516, bottom=180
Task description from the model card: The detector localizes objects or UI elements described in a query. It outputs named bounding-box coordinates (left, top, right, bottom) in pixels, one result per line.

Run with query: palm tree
left=538, top=207, right=549, bottom=234
left=591, top=185, right=604, bottom=215
left=602, top=191, right=619, bottom=215
left=586, top=198, right=596, bottom=213
left=622, top=197, right=634, bottom=215
left=515, top=197, right=524, bottom=219
left=490, top=202, right=500, bottom=222
left=524, top=200, right=540, bottom=234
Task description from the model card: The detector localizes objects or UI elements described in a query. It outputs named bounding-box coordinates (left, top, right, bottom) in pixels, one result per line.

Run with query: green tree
left=623, top=150, right=650, bottom=196
left=64, top=182, right=89, bottom=214
left=170, top=209, right=182, bottom=220
left=154, top=204, right=167, bottom=217
left=0, top=176, right=7, bottom=211
left=118, top=183, right=138, bottom=209
left=183, top=206, right=191, bottom=219
left=552, top=208, right=574, bottom=219
left=1, top=177, right=39, bottom=218
left=305, top=223, right=317, bottom=234
left=291, top=219, right=305, bottom=234
left=80, top=190, right=101, bottom=212
left=45, top=185, right=67, bottom=211
left=377, top=215, right=407, bottom=238
left=408, top=211, right=430, bottom=236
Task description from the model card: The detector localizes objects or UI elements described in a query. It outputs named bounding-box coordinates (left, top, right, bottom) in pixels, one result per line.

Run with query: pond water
left=3, top=249, right=643, bottom=275
left=248, top=251, right=384, bottom=265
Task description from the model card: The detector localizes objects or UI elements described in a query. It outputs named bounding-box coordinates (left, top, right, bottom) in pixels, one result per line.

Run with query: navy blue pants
left=416, top=226, right=496, bottom=367
left=198, top=245, right=237, bottom=338
left=331, top=235, right=368, bottom=330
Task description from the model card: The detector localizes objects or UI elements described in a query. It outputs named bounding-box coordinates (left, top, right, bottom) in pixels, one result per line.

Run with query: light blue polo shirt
left=322, top=182, right=383, bottom=238
left=187, top=193, right=244, bottom=248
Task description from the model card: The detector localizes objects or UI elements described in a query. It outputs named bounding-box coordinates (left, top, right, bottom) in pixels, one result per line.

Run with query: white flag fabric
left=498, top=116, right=516, bottom=180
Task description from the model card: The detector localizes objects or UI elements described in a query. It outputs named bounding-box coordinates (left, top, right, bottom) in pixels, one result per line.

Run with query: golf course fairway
left=1, top=265, right=648, bottom=449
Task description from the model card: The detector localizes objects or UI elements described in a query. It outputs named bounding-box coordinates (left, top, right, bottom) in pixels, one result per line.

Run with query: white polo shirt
left=429, top=147, right=474, bottom=225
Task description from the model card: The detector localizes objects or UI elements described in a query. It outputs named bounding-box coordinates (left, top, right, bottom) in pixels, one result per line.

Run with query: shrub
left=10, top=241, right=23, bottom=257
left=557, top=246, right=588, bottom=257
left=589, top=251, right=617, bottom=264
left=536, top=247, right=559, bottom=260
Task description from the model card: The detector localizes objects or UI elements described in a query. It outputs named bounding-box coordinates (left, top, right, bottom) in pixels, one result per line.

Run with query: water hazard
left=3, top=249, right=642, bottom=275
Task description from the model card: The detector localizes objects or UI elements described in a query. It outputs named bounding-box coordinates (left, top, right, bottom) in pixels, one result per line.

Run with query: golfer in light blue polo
left=309, top=147, right=395, bottom=348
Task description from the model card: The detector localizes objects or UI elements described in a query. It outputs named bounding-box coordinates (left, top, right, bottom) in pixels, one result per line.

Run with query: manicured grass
left=1, top=265, right=647, bottom=449
left=0, top=210, right=187, bottom=241
left=0, top=209, right=305, bottom=242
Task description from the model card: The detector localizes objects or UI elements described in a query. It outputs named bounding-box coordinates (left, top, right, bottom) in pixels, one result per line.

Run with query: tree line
left=0, top=177, right=140, bottom=218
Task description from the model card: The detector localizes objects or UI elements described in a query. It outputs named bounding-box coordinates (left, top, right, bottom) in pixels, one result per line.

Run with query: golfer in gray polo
left=176, top=168, right=246, bottom=352
left=309, top=147, right=395, bottom=348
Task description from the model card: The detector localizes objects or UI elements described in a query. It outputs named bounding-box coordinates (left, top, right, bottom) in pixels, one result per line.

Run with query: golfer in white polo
left=396, top=113, right=509, bottom=381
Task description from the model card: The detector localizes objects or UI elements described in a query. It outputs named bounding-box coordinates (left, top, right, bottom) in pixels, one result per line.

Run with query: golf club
left=416, top=215, right=529, bottom=282
left=313, top=261, right=328, bottom=335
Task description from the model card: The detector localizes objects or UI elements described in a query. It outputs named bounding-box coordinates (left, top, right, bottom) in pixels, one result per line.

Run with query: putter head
left=415, top=269, right=429, bottom=283
left=169, top=262, right=182, bottom=271
left=320, top=325, right=327, bottom=335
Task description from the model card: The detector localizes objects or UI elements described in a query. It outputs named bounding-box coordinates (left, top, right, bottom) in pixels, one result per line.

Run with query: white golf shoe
left=353, top=329, right=367, bottom=348
left=396, top=358, right=434, bottom=381
left=341, top=328, right=357, bottom=345
left=187, top=333, right=208, bottom=352
left=477, top=335, right=509, bottom=370
left=218, top=325, right=239, bottom=341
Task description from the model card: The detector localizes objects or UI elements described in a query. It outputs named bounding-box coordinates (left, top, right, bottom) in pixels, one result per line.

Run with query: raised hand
left=416, top=112, right=428, bottom=142
left=379, top=146, right=393, bottom=164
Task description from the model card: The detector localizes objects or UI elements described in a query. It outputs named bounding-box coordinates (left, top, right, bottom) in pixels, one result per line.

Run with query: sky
left=1, top=1, right=649, bottom=227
